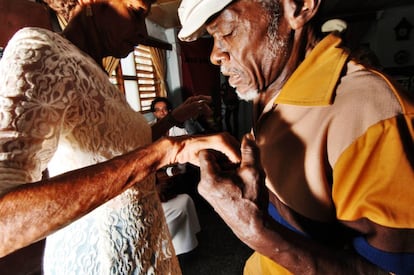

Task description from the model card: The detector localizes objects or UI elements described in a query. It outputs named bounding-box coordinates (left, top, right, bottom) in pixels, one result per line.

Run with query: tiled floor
left=178, top=195, right=253, bottom=275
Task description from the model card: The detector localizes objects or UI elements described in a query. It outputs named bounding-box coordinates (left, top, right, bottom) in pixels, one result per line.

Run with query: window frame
left=110, top=39, right=171, bottom=113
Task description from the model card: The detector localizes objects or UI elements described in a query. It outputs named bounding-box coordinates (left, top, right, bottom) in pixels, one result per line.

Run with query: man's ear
left=283, top=0, right=321, bottom=30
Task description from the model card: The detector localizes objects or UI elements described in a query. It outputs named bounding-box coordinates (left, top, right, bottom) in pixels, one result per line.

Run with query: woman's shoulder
left=4, top=27, right=67, bottom=58
left=9, top=27, right=58, bottom=44
left=3, top=27, right=80, bottom=69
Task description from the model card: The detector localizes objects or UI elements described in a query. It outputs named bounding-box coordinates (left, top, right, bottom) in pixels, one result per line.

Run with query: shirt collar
left=275, top=33, right=350, bottom=106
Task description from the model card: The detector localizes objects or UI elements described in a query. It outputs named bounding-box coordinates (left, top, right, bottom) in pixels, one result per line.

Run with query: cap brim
left=178, top=0, right=233, bottom=42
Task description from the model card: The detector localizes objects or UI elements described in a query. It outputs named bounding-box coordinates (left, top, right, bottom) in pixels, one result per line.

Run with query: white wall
left=146, top=20, right=184, bottom=107
left=124, top=20, right=183, bottom=122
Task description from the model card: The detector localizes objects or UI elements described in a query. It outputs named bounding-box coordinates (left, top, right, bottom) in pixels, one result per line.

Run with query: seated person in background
left=151, top=96, right=211, bottom=197
left=151, top=96, right=206, bottom=255
left=156, top=166, right=201, bottom=256
left=150, top=95, right=213, bottom=139
left=151, top=97, right=190, bottom=136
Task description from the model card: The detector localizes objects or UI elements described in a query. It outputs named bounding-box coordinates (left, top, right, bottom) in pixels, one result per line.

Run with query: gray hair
left=257, top=0, right=288, bottom=58
left=259, top=0, right=282, bottom=42
left=42, top=0, right=79, bottom=21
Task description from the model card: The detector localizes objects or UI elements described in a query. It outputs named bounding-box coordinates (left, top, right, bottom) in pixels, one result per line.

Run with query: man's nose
left=210, top=45, right=229, bottom=66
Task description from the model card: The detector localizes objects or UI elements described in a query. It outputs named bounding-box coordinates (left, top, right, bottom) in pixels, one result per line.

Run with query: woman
left=0, top=0, right=240, bottom=274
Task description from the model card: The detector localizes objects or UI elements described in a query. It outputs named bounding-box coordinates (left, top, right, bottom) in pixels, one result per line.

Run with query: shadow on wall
left=0, top=0, right=53, bottom=48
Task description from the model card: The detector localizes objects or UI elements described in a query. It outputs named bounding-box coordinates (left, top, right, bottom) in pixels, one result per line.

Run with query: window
left=110, top=45, right=165, bottom=113
left=48, top=9, right=171, bottom=113
left=135, top=45, right=158, bottom=112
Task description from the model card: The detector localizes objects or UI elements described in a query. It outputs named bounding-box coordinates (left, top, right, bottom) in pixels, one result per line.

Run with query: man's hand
left=197, top=134, right=268, bottom=244
left=197, top=134, right=389, bottom=274
left=171, top=95, right=213, bottom=123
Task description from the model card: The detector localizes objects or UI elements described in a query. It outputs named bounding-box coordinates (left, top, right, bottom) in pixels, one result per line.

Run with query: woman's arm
left=0, top=133, right=240, bottom=257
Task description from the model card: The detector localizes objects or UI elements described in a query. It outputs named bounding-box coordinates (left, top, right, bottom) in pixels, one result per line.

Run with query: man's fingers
left=194, top=95, right=212, bottom=104
left=186, top=95, right=212, bottom=104
left=240, top=133, right=260, bottom=168
left=199, top=103, right=213, bottom=116
left=218, top=133, right=241, bottom=164
left=198, top=133, right=241, bottom=164
left=198, top=150, right=221, bottom=187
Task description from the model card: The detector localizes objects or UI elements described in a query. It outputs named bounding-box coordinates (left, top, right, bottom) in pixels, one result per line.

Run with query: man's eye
left=221, top=29, right=234, bottom=38
left=223, top=31, right=233, bottom=38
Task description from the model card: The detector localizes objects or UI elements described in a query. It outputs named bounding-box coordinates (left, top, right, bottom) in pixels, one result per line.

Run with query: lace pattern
left=0, top=27, right=180, bottom=274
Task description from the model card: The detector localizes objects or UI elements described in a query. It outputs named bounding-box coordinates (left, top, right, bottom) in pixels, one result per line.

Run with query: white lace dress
left=0, top=27, right=181, bottom=275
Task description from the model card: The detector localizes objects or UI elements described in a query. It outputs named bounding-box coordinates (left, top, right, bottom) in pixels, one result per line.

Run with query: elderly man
left=178, top=0, right=414, bottom=274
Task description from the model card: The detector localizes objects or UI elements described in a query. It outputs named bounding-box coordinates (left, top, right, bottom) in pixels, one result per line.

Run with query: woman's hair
left=42, top=0, right=79, bottom=21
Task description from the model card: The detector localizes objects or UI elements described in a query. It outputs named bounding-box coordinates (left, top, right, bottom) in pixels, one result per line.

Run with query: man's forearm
left=0, top=138, right=172, bottom=257
left=245, top=216, right=390, bottom=275
left=151, top=114, right=180, bottom=141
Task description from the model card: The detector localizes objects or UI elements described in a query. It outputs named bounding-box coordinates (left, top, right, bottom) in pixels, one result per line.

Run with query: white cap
left=178, top=0, right=233, bottom=42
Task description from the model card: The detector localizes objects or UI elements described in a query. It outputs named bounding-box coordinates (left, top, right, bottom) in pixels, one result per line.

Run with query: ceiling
left=147, top=0, right=181, bottom=29
left=147, top=0, right=414, bottom=29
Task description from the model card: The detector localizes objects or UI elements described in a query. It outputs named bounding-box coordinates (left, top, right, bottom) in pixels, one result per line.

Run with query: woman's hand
left=157, top=132, right=241, bottom=168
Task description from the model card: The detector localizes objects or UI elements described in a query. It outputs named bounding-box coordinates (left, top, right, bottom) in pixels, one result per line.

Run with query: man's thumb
left=240, top=133, right=259, bottom=168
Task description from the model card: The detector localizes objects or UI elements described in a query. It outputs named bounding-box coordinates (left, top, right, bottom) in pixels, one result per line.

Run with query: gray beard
left=236, top=88, right=259, bottom=101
